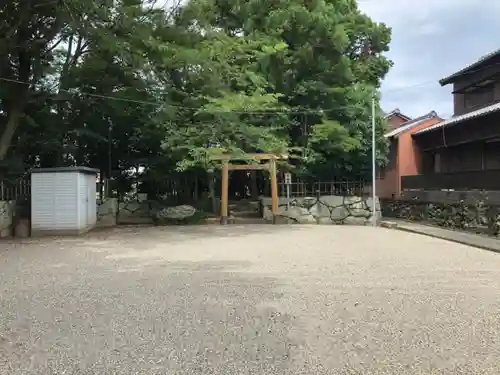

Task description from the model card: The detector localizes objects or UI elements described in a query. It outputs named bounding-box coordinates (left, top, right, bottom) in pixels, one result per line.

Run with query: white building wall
left=77, top=173, right=87, bottom=229
left=87, top=174, right=97, bottom=226
left=31, top=172, right=79, bottom=231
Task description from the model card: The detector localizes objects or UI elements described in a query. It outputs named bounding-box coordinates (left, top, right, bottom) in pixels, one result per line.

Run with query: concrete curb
left=388, top=223, right=500, bottom=254
left=379, top=221, right=398, bottom=229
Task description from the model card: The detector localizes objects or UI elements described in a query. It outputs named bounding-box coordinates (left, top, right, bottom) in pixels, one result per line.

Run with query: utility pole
left=371, top=95, right=377, bottom=227
left=107, top=123, right=112, bottom=198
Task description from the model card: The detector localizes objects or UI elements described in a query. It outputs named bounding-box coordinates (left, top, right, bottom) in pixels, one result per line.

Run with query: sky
left=358, top=0, right=500, bottom=119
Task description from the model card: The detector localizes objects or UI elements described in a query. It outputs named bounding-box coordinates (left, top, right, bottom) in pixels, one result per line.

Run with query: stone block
left=0, top=227, right=11, bottom=238
left=380, top=221, right=398, bottom=229
left=97, top=198, right=118, bottom=228
left=14, top=219, right=30, bottom=238
left=0, top=201, right=14, bottom=237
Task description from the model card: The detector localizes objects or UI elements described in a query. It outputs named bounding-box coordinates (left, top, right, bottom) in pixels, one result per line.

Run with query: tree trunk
left=193, top=172, right=199, bottom=202
left=250, top=170, right=258, bottom=200
left=0, top=106, right=22, bottom=161
left=263, top=175, right=270, bottom=196
left=208, top=171, right=217, bottom=214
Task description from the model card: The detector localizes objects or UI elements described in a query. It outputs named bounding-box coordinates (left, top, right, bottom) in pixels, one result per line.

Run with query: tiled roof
left=384, top=108, right=411, bottom=121
left=384, top=111, right=438, bottom=138
left=414, top=101, right=500, bottom=135
left=440, top=48, right=500, bottom=85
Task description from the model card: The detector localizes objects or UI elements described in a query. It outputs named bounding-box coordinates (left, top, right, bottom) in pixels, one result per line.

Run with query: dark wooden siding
left=453, top=55, right=500, bottom=91
left=413, top=112, right=500, bottom=150
left=451, top=57, right=500, bottom=115
left=420, top=140, right=500, bottom=173
left=401, top=169, right=500, bottom=191
left=403, top=139, right=500, bottom=190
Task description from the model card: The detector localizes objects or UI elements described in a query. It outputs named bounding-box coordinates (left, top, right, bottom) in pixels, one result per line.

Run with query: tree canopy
left=0, top=0, right=392, bottom=195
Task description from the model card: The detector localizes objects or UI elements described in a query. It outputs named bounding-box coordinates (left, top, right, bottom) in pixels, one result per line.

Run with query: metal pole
left=107, top=124, right=112, bottom=198
left=286, top=183, right=290, bottom=210
left=371, top=95, right=377, bottom=227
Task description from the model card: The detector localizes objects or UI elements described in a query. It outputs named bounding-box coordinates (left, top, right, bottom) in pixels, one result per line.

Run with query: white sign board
left=284, top=172, right=292, bottom=185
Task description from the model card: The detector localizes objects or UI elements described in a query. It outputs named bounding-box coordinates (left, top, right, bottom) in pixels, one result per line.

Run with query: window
left=463, top=85, right=495, bottom=109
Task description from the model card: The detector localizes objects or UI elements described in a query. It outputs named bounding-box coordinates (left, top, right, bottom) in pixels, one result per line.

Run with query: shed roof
left=31, top=166, right=99, bottom=175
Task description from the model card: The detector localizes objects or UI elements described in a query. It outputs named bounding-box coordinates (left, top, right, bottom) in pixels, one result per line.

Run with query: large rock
left=301, top=197, right=318, bottom=208
left=319, top=195, right=344, bottom=207
left=330, top=206, right=349, bottom=221
left=343, top=216, right=370, bottom=226
left=278, top=206, right=317, bottom=224
left=296, top=214, right=317, bottom=224
left=279, top=206, right=308, bottom=218
left=274, top=215, right=295, bottom=224
left=262, top=206, right=273, bottom=221
left=156, top=205, right=196, bottom=220
left=317, top=217, right=336, bottom=225
left=308, top=202, right=330, bottom=219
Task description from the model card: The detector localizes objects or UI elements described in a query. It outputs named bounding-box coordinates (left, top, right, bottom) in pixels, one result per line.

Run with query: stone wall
left=381, top=190, right=500, bottom=236
left=97, top=198, right=118, bottom=228
left=115, top=200, right=201, bottom=225
left=117, top=201, right=154, bottom=225
left=0, top=201, right=15, bottom=238
left=260, top=195, right=381, bottom=225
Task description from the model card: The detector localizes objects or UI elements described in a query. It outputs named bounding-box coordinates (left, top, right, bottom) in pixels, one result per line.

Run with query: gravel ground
left=1, top=225, right=500, bottom=374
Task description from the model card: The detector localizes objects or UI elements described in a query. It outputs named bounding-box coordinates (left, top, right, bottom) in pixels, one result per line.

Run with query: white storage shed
left=31, top=167, right=99, bottom=235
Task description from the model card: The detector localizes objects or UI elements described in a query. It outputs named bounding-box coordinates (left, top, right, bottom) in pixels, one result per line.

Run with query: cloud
left=358, top=0, right=500, bottom=118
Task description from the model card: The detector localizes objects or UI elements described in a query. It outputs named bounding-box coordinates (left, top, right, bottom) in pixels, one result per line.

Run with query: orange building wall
left=386, top=115, right=407, bottom=131
left=376, top=117, right=442, bottom=198
left=376, top=137, right=399, bottom=198
left=398, top=117, right=442, bottom=177
left=376, top=168, right=400, bottom=199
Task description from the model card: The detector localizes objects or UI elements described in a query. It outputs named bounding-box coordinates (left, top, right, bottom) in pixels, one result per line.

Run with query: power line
left=0, top=76, right=380, bottom=115
left=382, top=80, right=441, bottom=94
left=0, top=75, right=444, bottom=115
left=0, top=58, right=494, bottom=115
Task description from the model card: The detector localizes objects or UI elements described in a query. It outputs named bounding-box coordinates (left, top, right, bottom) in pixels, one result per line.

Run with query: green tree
left=2, top=0, right=393, bottom=198
left=175, top=0, right=392, bottom=180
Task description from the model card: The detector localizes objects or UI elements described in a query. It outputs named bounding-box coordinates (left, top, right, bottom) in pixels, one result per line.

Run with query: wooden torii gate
left=210, top=153, right=288, bottom=224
